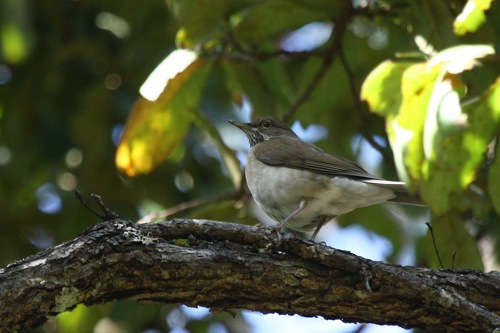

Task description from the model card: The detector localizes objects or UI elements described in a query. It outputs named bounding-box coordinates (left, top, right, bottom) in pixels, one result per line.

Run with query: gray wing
left=253, top=136, right=381, bottom=180
left=254, top=136, right=424, bottom=206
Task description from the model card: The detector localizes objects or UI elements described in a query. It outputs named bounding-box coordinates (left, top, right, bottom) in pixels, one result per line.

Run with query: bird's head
left=229, top=117, right=297, bottom=147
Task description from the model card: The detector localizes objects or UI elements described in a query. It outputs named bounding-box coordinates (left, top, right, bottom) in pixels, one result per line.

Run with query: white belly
left=245, top=152, right=395, bottom=232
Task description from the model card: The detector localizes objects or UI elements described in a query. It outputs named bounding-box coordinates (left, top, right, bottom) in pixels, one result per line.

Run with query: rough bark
left=0, top=219, right=499, bottom=332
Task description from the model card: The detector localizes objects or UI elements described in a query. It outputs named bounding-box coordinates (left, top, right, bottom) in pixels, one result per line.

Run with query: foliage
left=0, top=0, right=499, bottom=332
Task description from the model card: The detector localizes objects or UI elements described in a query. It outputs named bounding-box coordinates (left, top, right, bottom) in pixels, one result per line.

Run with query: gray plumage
left=230, top=117, right=424, bottom=239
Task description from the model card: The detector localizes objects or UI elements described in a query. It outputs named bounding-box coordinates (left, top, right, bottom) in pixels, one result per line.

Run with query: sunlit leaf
left=361, top=60, right=414, bottom=118
left=421, top=77, right=500, bottom=214
left=167, top=0, right=230, bottom=47
left=362, top=53, right=497, bottom=211
left=390, top=63, right=445, bottom=190
left=425, top=214, right=483, bottom=270
left=361, top=60, right=435, bottom=188
left=116, top=59, right=212, bottom=177
left=454, top=0, right=492, bottom=36
left=419, top=79, right=466, bottom=214
left=428, top=44, right=495, bottom=74
left=423, top=77, right=467, bottom=161
left=233, top=0, right=330, bottom=41
left=140, top=49, right=197, bottom=101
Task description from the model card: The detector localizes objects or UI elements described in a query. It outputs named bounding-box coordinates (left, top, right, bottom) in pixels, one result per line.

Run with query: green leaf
left=408, top=0, right=459, bottom=50
left=224, top=61, right=279, bottom=114
left=361, top=60, right=414, bottom=118
left=224, top=51, right=295, bottom=114
left=116, top=59, right=212, bottom=177
left=233, top=0, right=330, bottom=41
left=167, top=0, right=230, bottom=46
left=362, top=61, right=444, bottom=190
left=425, top=214, right=483, bottom=270
left=256, top=58, right=295, bottom=110
left=462, top=77, right=500, bottom=179
left=454, top=0, right=493, bottom=36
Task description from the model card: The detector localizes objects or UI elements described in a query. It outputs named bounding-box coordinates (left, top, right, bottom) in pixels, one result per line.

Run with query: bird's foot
left=253, top=223, right=283, bottom=241
left=257, top=224, right=283, bottom=243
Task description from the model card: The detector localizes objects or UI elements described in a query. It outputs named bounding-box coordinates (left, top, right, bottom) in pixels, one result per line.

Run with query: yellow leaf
left=116, top=59, right=211, bottom=176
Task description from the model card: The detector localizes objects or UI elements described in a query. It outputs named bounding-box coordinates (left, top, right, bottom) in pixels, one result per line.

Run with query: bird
left=229, top=116, right=424, bottom=240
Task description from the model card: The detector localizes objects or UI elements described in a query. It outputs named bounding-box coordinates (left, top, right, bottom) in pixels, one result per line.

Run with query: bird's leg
left=310, top=215, right=334, bottom=242
left=274, top=199, right=308, bottom=232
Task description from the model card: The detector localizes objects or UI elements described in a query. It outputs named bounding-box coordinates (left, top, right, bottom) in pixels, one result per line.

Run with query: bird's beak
left=228, top=120, right=254, bottom=134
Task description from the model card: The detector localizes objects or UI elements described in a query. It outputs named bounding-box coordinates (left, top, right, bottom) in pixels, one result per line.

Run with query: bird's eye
left=262, top=120, right=272, bottom=128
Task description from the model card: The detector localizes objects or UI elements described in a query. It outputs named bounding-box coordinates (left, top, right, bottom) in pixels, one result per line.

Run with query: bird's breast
left=246, top=152, right=326, bottom=204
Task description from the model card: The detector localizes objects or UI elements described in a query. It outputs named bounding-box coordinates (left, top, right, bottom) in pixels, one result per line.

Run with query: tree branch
left=1, top=219, right=499, bottom=332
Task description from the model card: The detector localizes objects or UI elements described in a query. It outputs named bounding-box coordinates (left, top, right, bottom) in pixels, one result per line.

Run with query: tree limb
left=1, top=219, right=499, bottom=332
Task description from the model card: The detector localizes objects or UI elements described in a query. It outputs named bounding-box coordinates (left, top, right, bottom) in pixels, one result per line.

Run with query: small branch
left=208, top=49, right=325, bottom=62
left=452, top=250, right=456, bottom=270
left=426, top=221, right=445, bottom=269
left=137, top=191, right=240, bottom=224
left=222, top=21, right=326, bottom=62
left=74, top=190, right=120, bottom=221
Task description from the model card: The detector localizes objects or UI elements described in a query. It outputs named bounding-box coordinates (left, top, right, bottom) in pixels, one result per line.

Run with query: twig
left=208, top=49, right=324, bottom=63
left=223, top=21, right=325, bottom=62
left=451, top=250, right=456, bottom=270
left=425, top=222, right=444, bottom=269
left=74, top=190, right=119, bottom=221
left=350, top=323, right=368, bottom=333
left=137, top=191, right=241, bottom=224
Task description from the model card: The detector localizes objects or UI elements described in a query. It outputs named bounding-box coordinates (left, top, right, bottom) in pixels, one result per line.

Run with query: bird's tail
left=362, top=179, right=425, bottom=206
